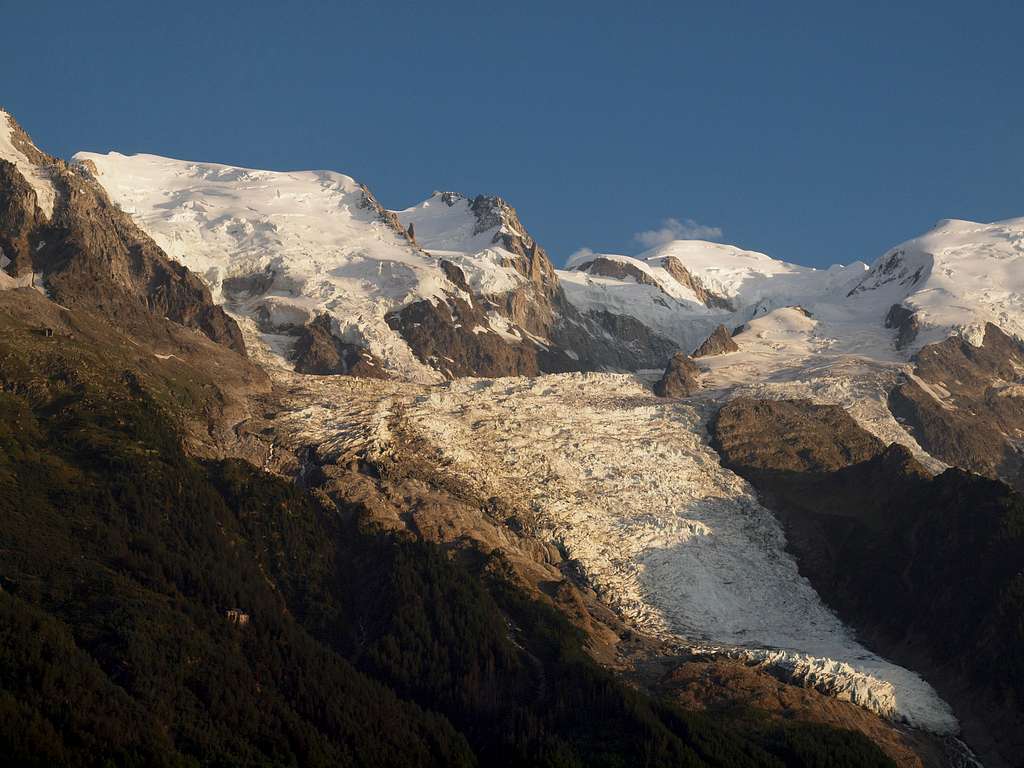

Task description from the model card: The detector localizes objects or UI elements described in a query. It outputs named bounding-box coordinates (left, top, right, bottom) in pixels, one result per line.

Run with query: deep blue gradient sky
left=3, top=1, right=1021, bottom=267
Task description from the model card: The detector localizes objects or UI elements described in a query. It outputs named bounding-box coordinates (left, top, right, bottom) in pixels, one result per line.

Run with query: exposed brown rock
left=357, top=182, right=414, bottom=243
left=889, top=322, right=1024, bottom=489
left=848, top=248, right=929, bottom=296
left=439, top=259, right=470, bottom=292
left=653, top=352, right=700, bottom=397
left=386, top=293, right=579, bottom=379
left=574, top=256, right=662, bottom=289
left=711, top=398, right=886, bottom=472
left=692, top=323, right=739, bottom=358
left=661, top=255, right=733, bottom=310
left=292, top=314, right=388, bottom=378
left=455, top=192, right=565, bottom=339
left=222, top=270, right=275, bottom=300
left=0, top=161, right=43, bottom=276
left=569, top=309, right=679, bottom=370
left=393, top=194, right=683, bottom=376
left=885, top=303, right=920, bottom=349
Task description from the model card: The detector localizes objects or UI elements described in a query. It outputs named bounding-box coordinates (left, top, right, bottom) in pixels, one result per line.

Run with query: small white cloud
left=566, top=247, right=595, bottom=267
left=634, top=218, right=723, bottom=248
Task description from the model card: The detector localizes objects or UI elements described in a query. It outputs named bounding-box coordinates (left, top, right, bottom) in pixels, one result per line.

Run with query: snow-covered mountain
left=54, top=127, right=1024, bottom=761
left=0, top=108, right=56, bottom=221
left=71, top=143, right=1024, bottom=385
left=559, top=241, right=868, bottom=354
left=72, top=151, right=467, bottom=380
left=564, top=217, right=1024, bottom=360
left=849, top=216, right=1024, bottom=348
left=72, top=154, right=680, bottom=378
left=0, top=110, right=246, bottom=354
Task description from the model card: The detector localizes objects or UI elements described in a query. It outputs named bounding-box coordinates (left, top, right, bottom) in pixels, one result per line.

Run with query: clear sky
left=3, top=0, right=1021, bottom=267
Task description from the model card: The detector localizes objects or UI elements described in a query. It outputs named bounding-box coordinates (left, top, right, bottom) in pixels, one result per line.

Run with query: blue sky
left=2, top=0, right=1021, bottom=267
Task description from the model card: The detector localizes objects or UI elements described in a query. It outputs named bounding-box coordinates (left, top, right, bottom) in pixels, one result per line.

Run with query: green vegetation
left=0, top=328, right=896, bottom=766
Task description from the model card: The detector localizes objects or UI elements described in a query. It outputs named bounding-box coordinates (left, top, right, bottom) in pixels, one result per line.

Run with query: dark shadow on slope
left=710, top=397, right=1024, bottom=768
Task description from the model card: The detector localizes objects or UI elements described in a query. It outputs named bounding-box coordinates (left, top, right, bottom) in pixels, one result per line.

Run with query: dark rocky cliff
left=889, top=323, right=1024, bottom=489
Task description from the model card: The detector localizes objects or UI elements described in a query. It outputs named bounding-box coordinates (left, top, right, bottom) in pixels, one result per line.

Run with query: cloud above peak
left=634, top=217, right=723, bottom=248
left=566, top=247, right=595, bottom=267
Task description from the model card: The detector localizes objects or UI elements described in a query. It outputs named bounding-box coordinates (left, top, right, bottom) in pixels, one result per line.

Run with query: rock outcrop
left=393, top=192, right=682, bottom=375
left=461, top=197, right=685, bottom=372
left=292, top=314, right=388, bottom=378
left=889, top=322, right=1024, bottom=489
left=884, top=303, right=920, bottom=349
left=653, top=352, right=700, bottom=397
left=573, top=256, right=662, bottom=289
left=692, top=323, right=739, bottom=358
left=711, top=398, right=886, bottom=472
left=848, top=247, right=928, bottom=296
left=387, top=290, right=579, bottom=379
left=660, top=255, right=733, bottom=310
left=559, top=309, right=679, bottom=371
left=448, top=192, right=565, bottom=339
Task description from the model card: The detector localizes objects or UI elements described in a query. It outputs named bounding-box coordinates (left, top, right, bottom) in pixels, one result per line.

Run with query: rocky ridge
left=658, top=254, right=734, bottom=310
left=653, top=352, right=700, bottom=397
left=394, top=191, right=682, bottom=373
left=692, top=323, right=739, bottom=357
left=889, top=322, right=1024, bottom=489
left=292, top=313, right=389, bottom=378
left=1, top=110, right=245, bottom=354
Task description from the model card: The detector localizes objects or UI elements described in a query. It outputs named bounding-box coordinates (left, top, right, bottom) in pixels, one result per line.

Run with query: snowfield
left=558, top=241, right=868, bottom=354
left=560, top=216, right=1024, bottom=360
left=74, top=144, right=1024, bottom=374
left=393, top=192, right=530, bottom=296
left=640, top=239, right=865, bottom=308
left=557, top=266, right=721, bottom=354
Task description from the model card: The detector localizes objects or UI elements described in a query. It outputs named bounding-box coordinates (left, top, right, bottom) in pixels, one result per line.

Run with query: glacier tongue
left=400, top=372, right=958, bottom=733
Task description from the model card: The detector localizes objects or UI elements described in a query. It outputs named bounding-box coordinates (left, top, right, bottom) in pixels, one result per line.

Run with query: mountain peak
left=0, top=108, right=58, bottom=219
